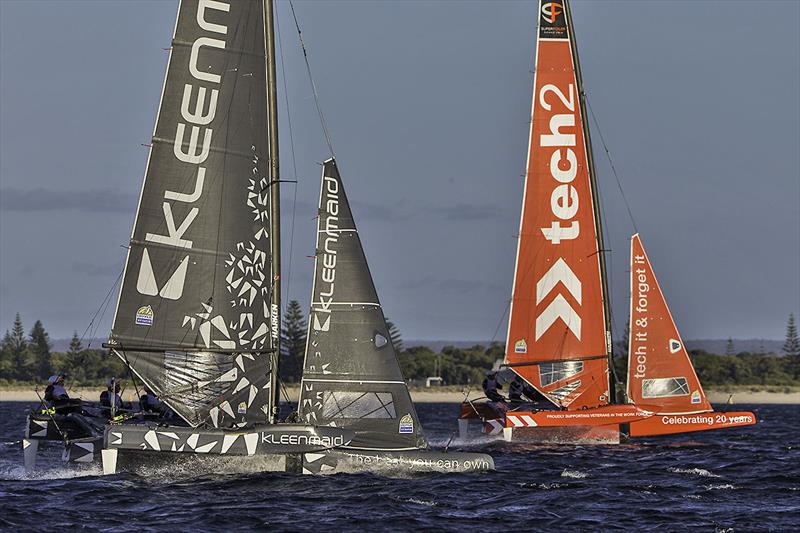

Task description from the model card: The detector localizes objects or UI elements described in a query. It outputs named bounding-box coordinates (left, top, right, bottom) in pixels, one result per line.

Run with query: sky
left=0, top=0, right=798, bottom=344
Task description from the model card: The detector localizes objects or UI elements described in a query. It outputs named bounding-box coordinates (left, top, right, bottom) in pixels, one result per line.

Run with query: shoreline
left=0, top=387, right=797, bottom=405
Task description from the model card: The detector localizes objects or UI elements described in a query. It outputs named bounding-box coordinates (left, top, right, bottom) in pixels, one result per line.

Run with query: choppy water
left=1, top=402, right=798, bottom=531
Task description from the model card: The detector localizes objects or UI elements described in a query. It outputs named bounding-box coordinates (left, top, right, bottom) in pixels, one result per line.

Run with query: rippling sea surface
left=1, top=402, right=798, bottom=531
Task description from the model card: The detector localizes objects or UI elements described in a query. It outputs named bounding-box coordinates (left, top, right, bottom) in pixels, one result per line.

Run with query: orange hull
left=628, top=411, right=757, bottom=437
left=505, top=404, right=654, bottom=428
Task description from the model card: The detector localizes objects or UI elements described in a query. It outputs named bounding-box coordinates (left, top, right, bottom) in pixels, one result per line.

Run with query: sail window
left=548, top=380, right=581, bottom=401
left=321, top=391, right=396, bottom=419
left=642, top=377, right=690, bottom=398
left=374, top=333, right=388, bottom=348
left=539, top=361, right=584, bottom=387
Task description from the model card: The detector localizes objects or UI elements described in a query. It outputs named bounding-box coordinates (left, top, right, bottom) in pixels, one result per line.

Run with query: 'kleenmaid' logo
left=312, top=172, right=340, bottom=332
left=541, top=3, right=563, bottom=24
left=135, top=0, right=231, bottom=301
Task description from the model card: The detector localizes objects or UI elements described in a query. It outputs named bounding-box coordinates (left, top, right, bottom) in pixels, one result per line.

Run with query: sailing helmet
left=48, top=375, right=58, bottom=385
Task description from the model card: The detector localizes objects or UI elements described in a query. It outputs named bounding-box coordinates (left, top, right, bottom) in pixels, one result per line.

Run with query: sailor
left=482, top=372, right=506, bottom=403
left=100, top=378, right=130, bottom=414
left=44, top=374, right=80, bottom=413
left=509, top=376, right=542, bottom=403
left=139, top=387, right=163, bottom=414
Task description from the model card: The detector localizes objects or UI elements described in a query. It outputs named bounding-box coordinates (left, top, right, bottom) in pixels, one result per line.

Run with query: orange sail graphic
left=627, top=234, right=712, bottom=414
left=504, top=0, right=610, bottom=409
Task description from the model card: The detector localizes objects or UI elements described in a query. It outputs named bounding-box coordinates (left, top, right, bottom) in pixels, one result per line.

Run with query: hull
left=628, top=411, right=757, bottom=437
left=458, top=401, right=756, bottom=443
left=24, top=411, right=106, bottom=469
left=301, top=449, right=494, bottom=475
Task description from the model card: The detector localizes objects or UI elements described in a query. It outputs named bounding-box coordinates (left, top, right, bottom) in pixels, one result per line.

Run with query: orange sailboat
left=458, top=0, right=755, bottom=442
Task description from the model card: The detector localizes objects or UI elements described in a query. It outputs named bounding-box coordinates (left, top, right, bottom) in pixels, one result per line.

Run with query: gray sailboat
left=46, top=0, right=492, bottom=475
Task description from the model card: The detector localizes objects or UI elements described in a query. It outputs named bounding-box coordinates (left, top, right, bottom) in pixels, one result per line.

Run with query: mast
left=264, top=0, right=281, bottom=423
left=563, top=0, right=616, bottom=402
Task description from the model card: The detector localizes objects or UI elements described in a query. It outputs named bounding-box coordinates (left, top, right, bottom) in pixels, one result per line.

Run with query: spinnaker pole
left=563, top=0, right=617, bottom=402
left=264, top=0, right=281, bottom=422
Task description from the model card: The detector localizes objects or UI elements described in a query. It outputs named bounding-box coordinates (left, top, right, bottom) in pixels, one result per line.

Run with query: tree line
left=2, top=309, right=799, bottom=388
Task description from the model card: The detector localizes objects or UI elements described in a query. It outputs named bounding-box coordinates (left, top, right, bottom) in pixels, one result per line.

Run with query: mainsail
left=109, top=0, right=277, bottom=427
left=298, top=160, right=426, bottom=451
left=627, top=234, right=712, bottom=414
left=503, top=0, right=612, bottom=409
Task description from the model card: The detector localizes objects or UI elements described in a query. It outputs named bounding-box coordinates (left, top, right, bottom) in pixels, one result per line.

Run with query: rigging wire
left=586, top=95, right=638, bottom=234
left=78, top=269, right=123, bottom=349
left=275, top=4, right=300, bottom=306
left=289, top=0, right=336, bottom=158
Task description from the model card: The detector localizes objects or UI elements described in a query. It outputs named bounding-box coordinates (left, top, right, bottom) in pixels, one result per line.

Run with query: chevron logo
left=312, top=313, right=330, bottom=332
left=535, top=258, right=582, bottom=340
left=136, top=247, right=189, bottom=300
left=484, top=419, right=504, bottom=435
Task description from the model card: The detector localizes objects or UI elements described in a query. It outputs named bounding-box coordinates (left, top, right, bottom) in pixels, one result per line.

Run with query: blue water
left=1, top=402, right=798, bottom=531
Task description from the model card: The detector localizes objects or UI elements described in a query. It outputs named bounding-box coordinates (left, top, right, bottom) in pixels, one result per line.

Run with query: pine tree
left=69, top=331, right=83, bottom=354
left=9, top=313, right=34, bottom=380
left=29, top=320, right=52, bottom=380
left=0, top=330, right=13, bottom=378
left=725, top=338, right=735, bottom=356
left=386, top=319, right=403, bottom=352
left=280, top=300, right=307, bottom=383
left=783, top=313, right=800, bottom=378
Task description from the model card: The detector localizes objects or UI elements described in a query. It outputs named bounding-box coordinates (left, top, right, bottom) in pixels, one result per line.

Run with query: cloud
left=438, top=203, right=502, bottom=221
left=0, top=187, right=137, bottom=213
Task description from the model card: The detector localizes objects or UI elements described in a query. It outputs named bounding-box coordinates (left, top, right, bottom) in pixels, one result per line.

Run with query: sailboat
left=23, top=0, right=492, bottom=474
left=457, top=0, right=756, bottom=443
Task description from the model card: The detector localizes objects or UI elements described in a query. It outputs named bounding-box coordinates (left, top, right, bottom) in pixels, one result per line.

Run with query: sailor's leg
left=502, top=427, right=513, bottom=442
left=23, top=439, right=38, bottom=470
left=458, top=418, right=470, bottom=440
left=101, top=448, right=118, bottom=475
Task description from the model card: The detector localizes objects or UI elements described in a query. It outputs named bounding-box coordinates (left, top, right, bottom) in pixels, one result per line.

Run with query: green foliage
left=783, top=313, right=800, bottom=378
left=280, top=300, right=307, bottom=383
left=398, top=344, right=500, bottom=386
left=0, top=314, right=126, bottom=385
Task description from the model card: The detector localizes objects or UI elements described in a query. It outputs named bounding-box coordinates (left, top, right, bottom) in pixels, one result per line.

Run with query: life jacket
left=51, top=384, right=69, bottom=400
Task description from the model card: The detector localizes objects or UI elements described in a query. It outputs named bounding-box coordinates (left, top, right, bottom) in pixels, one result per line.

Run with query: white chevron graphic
left=484, top=419, right=504, bottom=435
left=507, top=414, right=538, bottom=427
left=313, top=313, right=330, bottom=332
left=136, top=248, right=189, bottom=300
left=536, top=294, right=581, bottom=340
left=536, top=258, right=581, bottom=304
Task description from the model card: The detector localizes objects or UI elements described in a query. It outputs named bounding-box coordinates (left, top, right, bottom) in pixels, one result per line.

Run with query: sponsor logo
left=237, top=401, right=247, bottom=414
left=514, top=339, right=528, bottom=353
left=261, top=432, right=345, bottom=448
left=135, top=305, right=154, bottom=326
left=399, top=414, right=414, bottom=434
left=541, top=2, right=563, bottom=24
left=136, top=1, right=232, bottom=300
left=312, top=172, right=340, bottom=332
left=691, top=390, right=701, bottom=404
left=632, top=252, right=649, bottom=379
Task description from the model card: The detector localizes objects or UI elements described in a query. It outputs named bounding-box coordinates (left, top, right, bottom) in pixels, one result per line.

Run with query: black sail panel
left=109, top=0, right=275, bottom=427
left=298, top=160, right=426, bottom=450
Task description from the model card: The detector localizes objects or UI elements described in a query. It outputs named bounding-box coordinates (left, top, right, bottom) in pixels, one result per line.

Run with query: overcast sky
left=1, top=0, right=798, bottom=343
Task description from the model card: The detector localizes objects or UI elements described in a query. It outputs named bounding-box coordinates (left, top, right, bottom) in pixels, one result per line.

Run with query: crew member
left=44, top=374, right=79, bottom=413
left=509, top=376, right=543, bottom=403
left=100, top=378, right=130, bottom=415
left=139, top=387, right=164, bottom=414
left=482, top=372, right=506, bottom=403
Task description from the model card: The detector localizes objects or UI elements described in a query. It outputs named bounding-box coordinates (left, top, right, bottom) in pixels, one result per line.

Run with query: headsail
left=109, top=0, right=277, bottom=427
left=503, top=0, right=611, bottom=409
left=298, top=160, right=426, bottom=451
left=627, top=234, right=712, bottom=414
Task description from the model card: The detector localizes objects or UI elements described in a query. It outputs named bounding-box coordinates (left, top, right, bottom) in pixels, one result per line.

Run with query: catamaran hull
left=23, top=413, right=105, bottom=469
left=301, top=449, right=495, bottom=475
left=628, top=411, right=756, bottom=437
left=458, top=402, right=757, bottom=443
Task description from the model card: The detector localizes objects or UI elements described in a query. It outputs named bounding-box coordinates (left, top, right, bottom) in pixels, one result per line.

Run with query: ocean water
left=1, top=402, right=797, bottom=531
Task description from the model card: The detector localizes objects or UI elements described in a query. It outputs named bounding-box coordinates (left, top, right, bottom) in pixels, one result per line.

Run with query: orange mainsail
left=627, top=234, right=712, bottom=414
left=504, top=0, right=610, bottom=409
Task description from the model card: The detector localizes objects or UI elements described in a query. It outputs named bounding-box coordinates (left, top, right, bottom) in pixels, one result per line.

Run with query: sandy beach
left=1, top=387, right=797, bottom=404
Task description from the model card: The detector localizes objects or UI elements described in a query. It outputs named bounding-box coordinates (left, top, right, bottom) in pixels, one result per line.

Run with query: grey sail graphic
left=298, top=159, right=426, bottom=450
left=108, top=0, right=276, bottom=428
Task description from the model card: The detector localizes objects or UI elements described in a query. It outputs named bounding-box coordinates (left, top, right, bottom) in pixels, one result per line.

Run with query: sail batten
left=109, top=0, right=276, bottom=428
left=298, top=160, right=426, bottom=451
left=503, top=0, right=610, bottom=409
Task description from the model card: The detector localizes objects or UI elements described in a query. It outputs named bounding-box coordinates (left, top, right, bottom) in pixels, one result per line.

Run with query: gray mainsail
left=298, top=160, right=426, bottom=450
left=109, top=0, right=277, bottom=428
